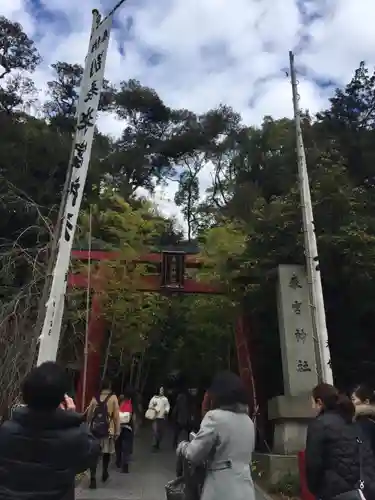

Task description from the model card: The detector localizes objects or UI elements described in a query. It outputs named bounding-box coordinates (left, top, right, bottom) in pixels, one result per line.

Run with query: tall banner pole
left=289, top=51, right=333, bottom=384
left=37, top=9, right=113, bottom=365
left=30, top=12, right=101, bottom=370
left=81, top=205, right=93, bottom=411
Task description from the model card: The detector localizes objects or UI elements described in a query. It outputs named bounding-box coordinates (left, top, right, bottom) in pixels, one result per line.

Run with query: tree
left=174, top=154, right=202, bottom=241
left=101, top=79, right=177, bottom=197
left=104, top=83, right=244, bottom=198
left=43, top=61, right=116, bottom=132
left=0, top=16, right=41, bottom=79
left=178, top=295, right=237, bottom=380
left=142, top=295, right=237, bottom=389
left=64, top=196, right=172, bottom=379
left=43, top=62, right=83, bottom=131
left=317, top=61, right=375, bottom=188
left=0, top=73, right=38, bottom=114
left=0, top=17, right=41, bottom=114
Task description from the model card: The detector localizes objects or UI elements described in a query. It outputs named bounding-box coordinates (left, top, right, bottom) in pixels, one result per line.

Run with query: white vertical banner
left=37, top=11, right=113, bottom=365
left=289, top=51, right=333, bottom=384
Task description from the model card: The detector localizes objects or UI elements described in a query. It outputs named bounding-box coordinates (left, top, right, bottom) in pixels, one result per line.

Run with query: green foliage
left=174, top=155, right=201, bottom=241
left=250, top=460, right=263, bottom=480
left=0, top=16, right=41, bottom=77
left=198, top=222, right=248, bottom=293
left=43, top=61, right=83, bottom=131
left=0, top=73, right=38, bottom=113
left=70, top=196, right=168, bottom=356
left=67, top=197, right=236, bottom=386
left=145, top=294, right=237, bottom=386
left=268, top=473, right=300, bottom=498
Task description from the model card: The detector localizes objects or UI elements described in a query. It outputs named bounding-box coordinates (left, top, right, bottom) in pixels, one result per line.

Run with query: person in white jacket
left=148, top=386, right=170, bottom=451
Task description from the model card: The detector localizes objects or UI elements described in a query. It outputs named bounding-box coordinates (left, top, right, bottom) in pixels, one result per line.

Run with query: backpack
left=90, top=394, right=112, bottom=439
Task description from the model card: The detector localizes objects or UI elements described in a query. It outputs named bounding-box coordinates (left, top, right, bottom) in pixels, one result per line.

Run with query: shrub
left=269, top=472, right=300, bottom=498
left=250, top=460, right=263, bottom=479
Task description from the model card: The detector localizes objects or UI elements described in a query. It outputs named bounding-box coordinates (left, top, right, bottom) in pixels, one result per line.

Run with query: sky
left=2, top=0, right=375, bottom=230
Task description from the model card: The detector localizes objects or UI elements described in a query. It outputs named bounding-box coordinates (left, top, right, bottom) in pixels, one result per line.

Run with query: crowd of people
left=1, top=361, right=375, bottom=500
left=173, top=379, right=375, bottom=500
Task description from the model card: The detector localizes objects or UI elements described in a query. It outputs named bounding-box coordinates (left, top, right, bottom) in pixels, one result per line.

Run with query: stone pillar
left=268, top=264, right=318, bottom=454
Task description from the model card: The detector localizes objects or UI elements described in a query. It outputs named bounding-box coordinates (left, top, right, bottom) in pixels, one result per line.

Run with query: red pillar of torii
left=69, top=249, right=255, bottom=412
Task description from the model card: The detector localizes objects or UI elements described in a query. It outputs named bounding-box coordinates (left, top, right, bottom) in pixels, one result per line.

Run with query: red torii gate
left=69, top=249, right=255, bottom=411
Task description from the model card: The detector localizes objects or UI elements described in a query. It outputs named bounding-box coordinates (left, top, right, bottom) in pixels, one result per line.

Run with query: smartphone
left=189, top=431, right=196, bottom=441
left=60, top=394, right=69, bottom=410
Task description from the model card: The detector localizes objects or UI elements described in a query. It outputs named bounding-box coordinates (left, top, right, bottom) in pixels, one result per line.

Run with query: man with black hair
left=172, top=389, right=189, bottom=448
left=0, top=361, right=100, bottom=500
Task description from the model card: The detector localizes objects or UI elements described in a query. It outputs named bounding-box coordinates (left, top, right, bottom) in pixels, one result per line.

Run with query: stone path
left=76, top=425, right=178, bottom=500
left=76, top=424, right=267, bottom=500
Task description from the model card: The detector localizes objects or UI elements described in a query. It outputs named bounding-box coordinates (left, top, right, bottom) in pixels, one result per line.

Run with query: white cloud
left=97, top=112, right=124, bottom=139
left=1, top=0, right=373, bottom=232
left=300, top=0, right=375, bottom=84
left=137, top=183, right=181, bottom=221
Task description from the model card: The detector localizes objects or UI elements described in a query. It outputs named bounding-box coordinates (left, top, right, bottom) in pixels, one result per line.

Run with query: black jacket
left=306, top=410, right=375, bottom=500
left=0, top=406, right=100, bottom=500
left=355, top=404, right=375, bottom=457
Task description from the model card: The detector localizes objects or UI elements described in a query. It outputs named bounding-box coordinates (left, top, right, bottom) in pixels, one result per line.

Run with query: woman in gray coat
left=177, top=371, right=256, bottom=500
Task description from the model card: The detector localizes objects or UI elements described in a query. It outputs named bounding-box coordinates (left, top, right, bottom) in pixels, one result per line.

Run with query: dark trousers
left=90, top=452, right=110, bottom=481
left=115, top=427, right=133, bottom=468
left=152, top=418, right=165, bottom=448
left=173, top=422, right=190, bottom=448
left=62, top=486, right=75, bottom=500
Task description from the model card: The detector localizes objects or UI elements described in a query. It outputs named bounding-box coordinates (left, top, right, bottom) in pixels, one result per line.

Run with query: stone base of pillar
left=268, top=394, right=315, bottom=454
left=252, top=452, right=298, bottom=485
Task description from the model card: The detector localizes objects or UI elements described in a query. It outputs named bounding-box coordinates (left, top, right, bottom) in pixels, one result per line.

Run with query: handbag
left=145, top=408, right=157, bottom=420
left=119, top=411, right=131, bottom=425
left=333, top=437, right=367, bottom=500
left=333, top=490, right=366, bottom=500
left=165, top=477, right=186, bottom=500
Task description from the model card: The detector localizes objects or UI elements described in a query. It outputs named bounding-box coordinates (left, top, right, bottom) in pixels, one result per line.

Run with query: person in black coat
left=0, top=362, right=100, bottom=500
left=172, top=390, right=190, bottom=448
left=306, top=383, right=375, bottom=500
left=352, top=384, right=375, bottom=456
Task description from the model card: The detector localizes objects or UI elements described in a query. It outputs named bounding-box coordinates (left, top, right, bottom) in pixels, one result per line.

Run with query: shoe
left=121, top=464, right=129, bottom=473
left=89, top=478, right=97, bottom=489
left=102, top=470, right=109, bottom=483
left=115, top=460, right=121, bottom=468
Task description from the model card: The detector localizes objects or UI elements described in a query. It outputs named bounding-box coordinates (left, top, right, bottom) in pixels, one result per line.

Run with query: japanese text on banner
left=37, top=14, right=112, bottom=365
